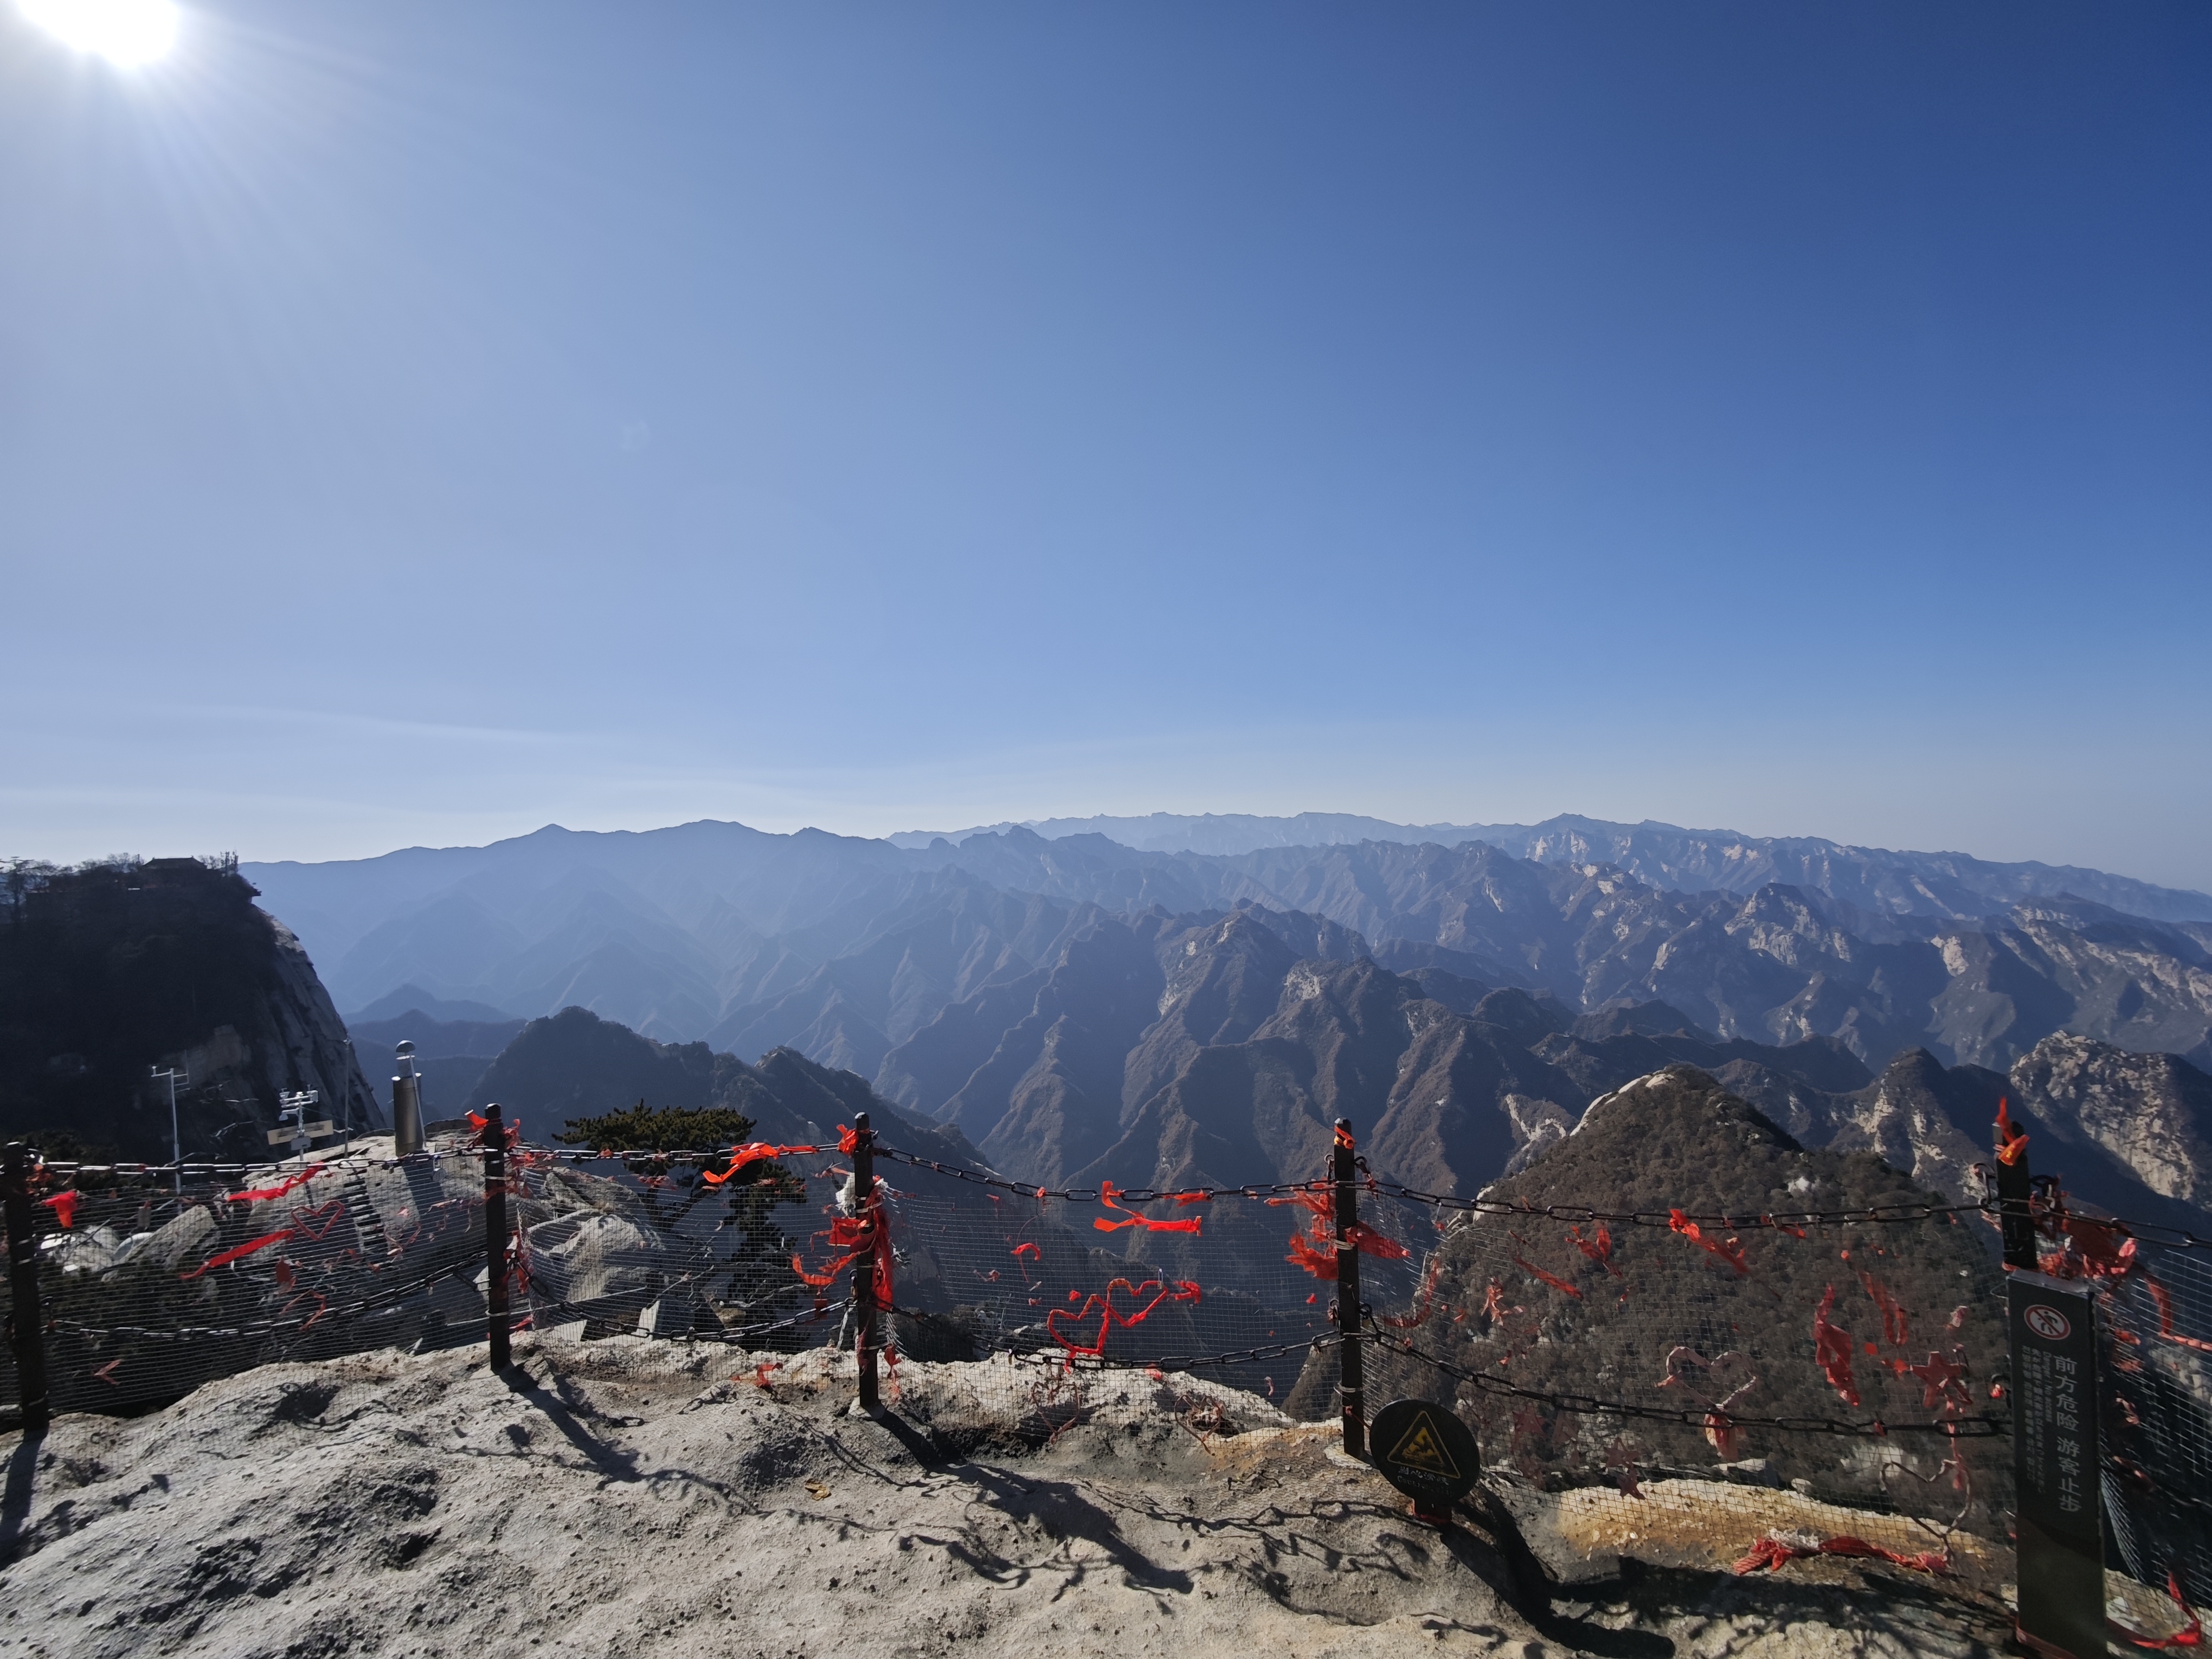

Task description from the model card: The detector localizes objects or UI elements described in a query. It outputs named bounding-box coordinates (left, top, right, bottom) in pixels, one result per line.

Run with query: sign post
left=2010, top=1272, right=2101, bottom=1656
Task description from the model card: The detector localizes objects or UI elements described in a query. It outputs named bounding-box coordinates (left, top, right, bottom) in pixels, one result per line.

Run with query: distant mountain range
left=891, top=812, right=2212, bottom=923
left=243, top=817, right=2212, bottom=1103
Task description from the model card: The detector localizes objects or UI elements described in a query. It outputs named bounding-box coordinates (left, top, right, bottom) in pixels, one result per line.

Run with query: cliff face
left=2010, top=1032, right=2212, bottom=1207
left=0, top=858, right=379, bottom=1160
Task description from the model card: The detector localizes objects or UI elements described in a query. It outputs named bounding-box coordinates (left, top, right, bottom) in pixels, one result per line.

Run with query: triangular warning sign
left=1387, top=1410, right=1461, bottom=1479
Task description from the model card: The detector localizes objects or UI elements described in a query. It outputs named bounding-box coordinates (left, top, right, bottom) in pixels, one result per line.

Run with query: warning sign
left=1387, top=1412, right=1462, bottom=1480
left=1368, top=1398, right=1480, bottom=1511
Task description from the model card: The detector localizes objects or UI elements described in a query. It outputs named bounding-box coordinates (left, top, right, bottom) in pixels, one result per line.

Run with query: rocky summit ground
left=0, top=1337, right=2133, bottom=1659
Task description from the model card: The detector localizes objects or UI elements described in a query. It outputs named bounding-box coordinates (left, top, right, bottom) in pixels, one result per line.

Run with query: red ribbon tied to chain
left=1567, top=1223, right=1622, bottom=1277
left=1341, top=1221, right=1409, bottom=1260
left=226, top=1166, right=325, bottom=1205
left=40, top=1191, right=78, bottom=1229
left=1995, top=1096, right=2030, bottom=1167
left=1669, top=1210, right=1750, bottom=1275
left=792, top=1204, right=892, bottom=1311
left=1287, top=1231, right=1337, bottom=1279
left=1093, top=1180, right=1204, bottom=1235
left=465, top=1112, right=520, bottom=1148
left=1046, top=1277, right=1202, bottom=1357
left=699, top=1143, right=820, bottom=1186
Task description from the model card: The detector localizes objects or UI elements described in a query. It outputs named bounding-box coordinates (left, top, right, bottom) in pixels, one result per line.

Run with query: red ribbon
left=1995, top=1096, right=2030, bottom=1167
left=180, top=1228, right=294, bottom=1279
left=1568, top=1223, right=1622, bottom=1277
left=699, top=1143, right=820, bottom=1186
left=1046, top=1277, right=1201, bottom=1357
left=1814, top=1283, right=1861, bottom=1406
left=1669, top=1210, right=1750, bottom=1275
left=1342, top=1221, right=1409, bottom=1260
left=40, top=1191, right=78, bottom=1230
left=1514, top=1253, right=1584, bottom=1300
left=1287, top=1231, right=1337, bottom=1279
left=226, top=1166, right=325, bottom=1204
left=2113, top=1574, right=2205, bottom=1649
left=1380, top=1255, right=1444, bottom=1328
left=1733, top=1534, right=1947, bottom=1576
left=1860, top=1272, right=1911, bottom=1347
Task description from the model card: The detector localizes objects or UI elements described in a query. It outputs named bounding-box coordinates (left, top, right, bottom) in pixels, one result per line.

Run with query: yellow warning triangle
left=1387, top=1411, right=1461, bottom=1479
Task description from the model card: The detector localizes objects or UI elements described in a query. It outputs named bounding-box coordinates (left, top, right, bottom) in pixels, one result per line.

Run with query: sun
left=18, top=0, right=178, bottom=67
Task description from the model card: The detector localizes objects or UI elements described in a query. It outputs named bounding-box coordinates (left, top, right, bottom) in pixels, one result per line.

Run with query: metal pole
left=152, top=1065, right=185, bottom=1194
left=1997, top=1102, right=2036, bottom=1271
left=393, top=1040, right=425, bottom=1158
left=3, top=1142, right=51, bottom=1432
left=337, top=1038, right=355, bottom=1152
left=482, top=1110, right=510, bottom=1370
left=1334, top=1117, right=1366, bottom=1460
left=852, top=1111, right=878, bottom=1413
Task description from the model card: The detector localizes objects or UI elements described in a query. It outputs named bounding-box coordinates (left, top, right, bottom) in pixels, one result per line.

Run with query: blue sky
left=4, top=1, right=2208, bottom=887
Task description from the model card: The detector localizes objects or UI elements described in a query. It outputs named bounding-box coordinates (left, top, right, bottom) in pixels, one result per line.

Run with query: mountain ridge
left=242, top=819, right=2212, bottom=1121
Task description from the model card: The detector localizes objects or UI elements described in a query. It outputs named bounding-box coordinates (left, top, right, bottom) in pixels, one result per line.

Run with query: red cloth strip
left=699, top=1143, right=820, bottom=1186
left=180, top=1228, right=294, bottom=1279
left=226, top=1166, right=326, bottom=1204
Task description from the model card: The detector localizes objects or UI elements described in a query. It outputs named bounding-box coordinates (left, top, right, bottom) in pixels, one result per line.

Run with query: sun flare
left=18, top=0, right=178, bottom=67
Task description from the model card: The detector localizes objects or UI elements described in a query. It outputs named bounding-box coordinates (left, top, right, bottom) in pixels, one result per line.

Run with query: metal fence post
left=481, top=1111, right=510, bottom=1370
left=1334, top=1117, right=1365, bottom=1460
left=852, top=1112, right=879, bottom=1413
left=2, top=1142, right=50, bottom=1432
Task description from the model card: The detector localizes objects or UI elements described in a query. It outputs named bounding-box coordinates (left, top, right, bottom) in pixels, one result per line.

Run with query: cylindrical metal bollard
left=481, top=1110, right=510, bottom=1370
left=1334, top=1117, right=1366, bottom=1460
left=3, top=1142, right=52, bottom=1432
left=852, top=1112, right=879, bottom=1413
left=393, top=1040, right=425, bottom=1158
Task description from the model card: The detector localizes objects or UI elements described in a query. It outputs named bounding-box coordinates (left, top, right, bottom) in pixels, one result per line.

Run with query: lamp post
left=151, top=1065, right=187, bottom=1193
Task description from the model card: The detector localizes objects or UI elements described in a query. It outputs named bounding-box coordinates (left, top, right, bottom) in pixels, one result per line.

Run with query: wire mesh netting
left=10, top=1127, right=2212, bottom=1607
left=1342, top=1192, right=2014, bottom=1577
left=2084, top=1231, right=2212, bottom=1609
left=1, top=1152, right=492, bottom=1418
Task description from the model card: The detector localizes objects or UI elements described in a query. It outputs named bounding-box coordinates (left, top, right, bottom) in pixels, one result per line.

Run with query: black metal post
left=1998, top=1100, right=2104, bottom=1659
left=1997, top=1104, right=2037, bottom=1271
left=481, top=1111, right=510, bottom=1370
left=1334, top=1117, right=1365, bottom=1460
left=852, top=1112, right=878, bottom=1413
left=3, top=1142, right=50, bottom=1432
